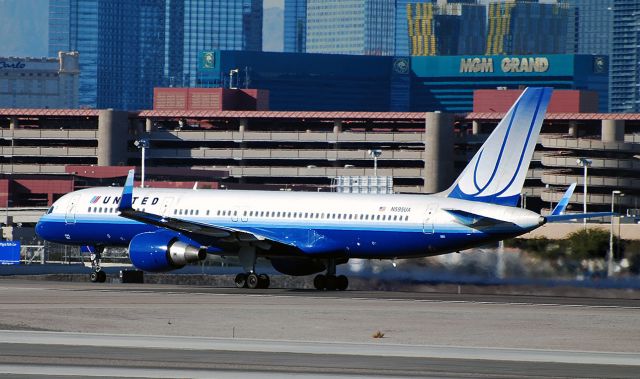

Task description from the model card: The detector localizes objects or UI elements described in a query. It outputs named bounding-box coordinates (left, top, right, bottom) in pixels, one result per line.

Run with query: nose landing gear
left=89, top=246, right=106, bottom=283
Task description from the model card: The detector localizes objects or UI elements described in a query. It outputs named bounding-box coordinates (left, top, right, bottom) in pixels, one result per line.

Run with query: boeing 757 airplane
left=35, top=87, right=610, bottom=290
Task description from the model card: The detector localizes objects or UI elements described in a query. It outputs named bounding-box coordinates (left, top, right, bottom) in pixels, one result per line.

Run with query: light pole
left=608, top=190, right=622, bottom=277
left=576, top=158, right=592, bottom=226
left=134, top=138, right=150, bottom=188
left=368, top=149, right=382, bottom=178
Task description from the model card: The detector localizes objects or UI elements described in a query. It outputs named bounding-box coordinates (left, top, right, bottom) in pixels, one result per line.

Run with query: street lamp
left=608, top=190, right=623, bottom=277
left=134, top=138, right=150, bottom=188
left=576, top=158, right=592, bottom=226
left=368, top=149, right=382, bottom=178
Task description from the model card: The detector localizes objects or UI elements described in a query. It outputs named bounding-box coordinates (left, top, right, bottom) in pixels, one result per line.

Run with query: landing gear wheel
left=234, top=273, right=247, bottom=288
left=97, top=271, right=107, bottom=283
left=313, top=274, right=326, bottom=290
left=246, top=273, right=260, bottom=289
left=336, top=275, right=348, bottom=291
left=258, top=274, right=270, bottom=289
left=90, top=271, right=99, bottom=283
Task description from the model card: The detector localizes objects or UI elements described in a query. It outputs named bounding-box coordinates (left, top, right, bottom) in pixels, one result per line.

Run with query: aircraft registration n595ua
left=36, top=87, right=610, bottom=290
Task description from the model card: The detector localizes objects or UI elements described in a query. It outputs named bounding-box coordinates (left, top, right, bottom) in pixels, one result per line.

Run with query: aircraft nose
left=35, top=217, right=52, bottom=240
left=35, top=219, right=46, bottom=238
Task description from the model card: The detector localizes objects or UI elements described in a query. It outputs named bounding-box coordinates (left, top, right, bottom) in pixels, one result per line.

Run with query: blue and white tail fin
left=443, top=87, right=553, bottom=207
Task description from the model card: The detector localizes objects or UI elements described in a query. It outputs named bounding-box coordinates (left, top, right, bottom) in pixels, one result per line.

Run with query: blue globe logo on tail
left=445, top=87, right=553, bottom=207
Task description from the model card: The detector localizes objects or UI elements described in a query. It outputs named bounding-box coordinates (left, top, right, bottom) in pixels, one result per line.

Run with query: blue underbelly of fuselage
left=35, top=215, right=518, bottom=259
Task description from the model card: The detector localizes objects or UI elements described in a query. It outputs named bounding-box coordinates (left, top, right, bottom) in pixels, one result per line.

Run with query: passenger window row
left=86, top=205, right=409, bottom=223
left=88, top=207, right=118, bottom=214
left=212, top=209, right=409, bottom=222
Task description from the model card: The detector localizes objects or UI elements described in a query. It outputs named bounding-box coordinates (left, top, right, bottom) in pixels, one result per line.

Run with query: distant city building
left=197, top=50, right=400, bottom=111
left=0, top=52, right=79, bottom=109
left=407, top=1, right=486, bottom=56
left=412, top=54, right=608, bottom=112
left=48, top=0, right=263, bottom=110
left=196, top=50, right=607, bottom=113
left=48, top=0, right=166, bottom=110
left=567, top=0, right=613, bottom=56
left=485, top=0, right=570, bottom=55
left=284, top=0, right=307, bottom=53
left=394, top=0, right=411, bottom=56
left=610, top=0, right=640, bottom=113
left=306, top=0, right=396, bottom=56
left=167, top=0, right=263, bottom=88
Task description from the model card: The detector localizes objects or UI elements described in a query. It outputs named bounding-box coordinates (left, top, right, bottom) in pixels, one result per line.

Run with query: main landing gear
left=234, top=272, right=270, bottom=289
left=314, top=258, right=348, bottom=291
left=89, top=246, right=107, bottom=283
left=234, top=245, right=270, bottom=289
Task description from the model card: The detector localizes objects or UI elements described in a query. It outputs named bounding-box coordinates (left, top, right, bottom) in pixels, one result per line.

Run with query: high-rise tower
left=306, top=0, right=396, bottom=56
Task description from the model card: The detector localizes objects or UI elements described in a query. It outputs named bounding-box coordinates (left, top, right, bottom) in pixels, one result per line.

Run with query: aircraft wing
left=117, top=170, right=295, bottom=250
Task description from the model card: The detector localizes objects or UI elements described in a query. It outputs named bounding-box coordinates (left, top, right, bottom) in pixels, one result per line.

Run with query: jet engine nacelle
left=128, top=230, right=206, bottom=272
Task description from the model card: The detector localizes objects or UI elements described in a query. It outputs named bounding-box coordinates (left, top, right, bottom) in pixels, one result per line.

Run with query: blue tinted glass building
left=284, top=0, right=307, bottom=53
left=97, top=1, right=166, bottom=110
left=306, top=0, right=396, bottom=56
left=197, top=50, right=402, bottom=111
left=568, top=0, right=613, bottom=56
left=49, top=0, right=99, bottom=107
left=610, top=0, right=640, bottom=113
left=486, top=1, right=570, bottom=55
left=407, top=2, right=486, bottom=56
left=168, top=0, right=263, bottom=87
left=197, top=50, right=607, bottom=113
left=48, top=0, right=262, bottom=110
left=395, top=0, right=410, bottom=56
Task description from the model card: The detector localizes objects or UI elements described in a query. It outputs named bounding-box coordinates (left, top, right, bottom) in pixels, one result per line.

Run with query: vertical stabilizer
left=443, top=87, right=552, bottom=206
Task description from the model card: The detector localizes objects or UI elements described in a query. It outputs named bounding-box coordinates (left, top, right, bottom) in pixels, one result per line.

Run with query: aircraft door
left=65, top=195, right=80, bottom=224
left=422, top=204, right=438, bottom=234
left=160, top=197, right=174, bottom=218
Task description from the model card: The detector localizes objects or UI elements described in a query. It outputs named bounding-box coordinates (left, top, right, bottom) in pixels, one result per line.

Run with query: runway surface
left=0, top=279, right=639, bottom=378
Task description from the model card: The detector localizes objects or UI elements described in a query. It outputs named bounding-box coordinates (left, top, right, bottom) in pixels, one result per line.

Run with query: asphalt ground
left=0, top=279, right=638, bottom=378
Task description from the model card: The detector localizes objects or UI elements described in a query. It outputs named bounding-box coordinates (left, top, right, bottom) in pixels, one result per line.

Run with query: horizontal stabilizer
left=551, top=183, right=577, bottom=216
left=444, top=209, right=514, bottom=229
left=545, top=212, right=613, bottom=223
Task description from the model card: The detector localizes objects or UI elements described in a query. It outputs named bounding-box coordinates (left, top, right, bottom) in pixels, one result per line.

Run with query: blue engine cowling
left=128, top=230, right=206, bottom=272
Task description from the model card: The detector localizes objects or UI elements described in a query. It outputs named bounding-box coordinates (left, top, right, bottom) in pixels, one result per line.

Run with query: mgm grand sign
left=459, top=57, right=550, bottom=74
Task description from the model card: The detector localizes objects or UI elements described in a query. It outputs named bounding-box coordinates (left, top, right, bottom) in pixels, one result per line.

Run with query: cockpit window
left=46, top=206, right=55, bottom=215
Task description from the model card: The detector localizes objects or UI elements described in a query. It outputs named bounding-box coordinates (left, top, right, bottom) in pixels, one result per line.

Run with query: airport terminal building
left=0, top=96, right=639, bottom=228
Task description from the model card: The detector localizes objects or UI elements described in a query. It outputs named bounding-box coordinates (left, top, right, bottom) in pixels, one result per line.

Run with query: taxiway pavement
left=0, top=279, right=638, bottom=378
